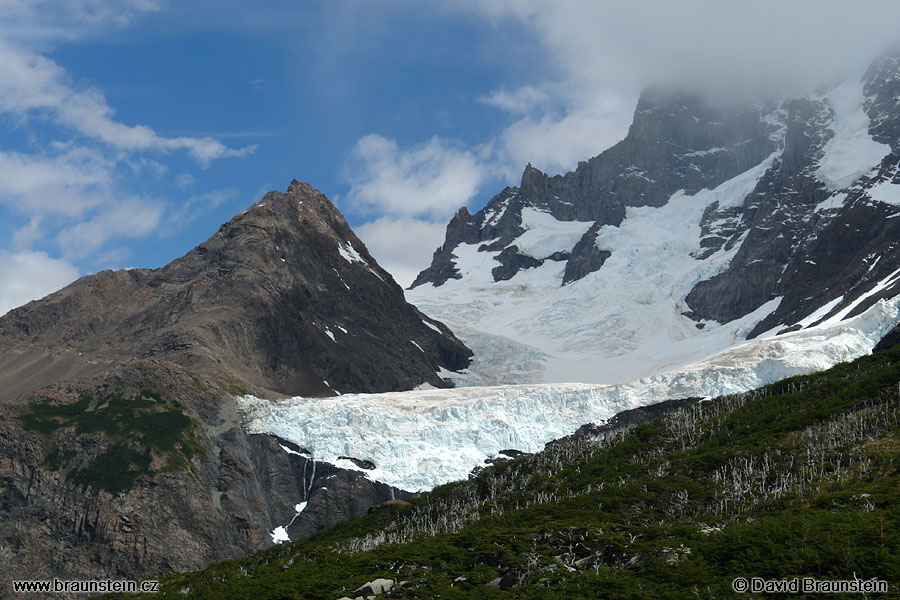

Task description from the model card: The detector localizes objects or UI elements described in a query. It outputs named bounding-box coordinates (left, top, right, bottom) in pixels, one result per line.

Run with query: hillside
left=120, top=344, right=900, bottom=599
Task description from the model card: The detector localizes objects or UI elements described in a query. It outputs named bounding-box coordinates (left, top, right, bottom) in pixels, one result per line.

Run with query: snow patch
left=421, top=319, right=442, bottom=334
left=815, top=192, right=848, bottom=213
left=338, top=242, right=384, bottom=280
left=338, top=242, right=367, bottom=265
left=712, top=150, right=781, bottom=209
left=279, top=444, right=311, bottom=457
left=820, top=267, right=900, bottom=326
left=794, top=296, right=844, bottom=328
left=515, top=208, right=592, bottom=259
left=817, top=80, right=891, bottom=190
left=868, top=180, right=900, bottom=206
left=270, top=526, right=289, bottom=544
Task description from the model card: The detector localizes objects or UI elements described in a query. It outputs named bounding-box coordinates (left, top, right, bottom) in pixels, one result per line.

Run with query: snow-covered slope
left=409, top=157, right=780, bottom=386
left=240, top=296, right=900, bottom=491
left=407, top=53, right=900, bottom=387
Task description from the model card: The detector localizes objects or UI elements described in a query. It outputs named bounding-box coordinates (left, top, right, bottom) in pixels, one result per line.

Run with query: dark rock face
left=468, top=448, right=532, bottom=478
left=0, top=180, right=471, bottom=400
left=412, top=52, right=900, bottom=347
left=412, top=92, right=780, bottom=290
left=874, top=323, right=900, bottom=352
left=562, top=223, right=610, bottom=285
left=684, top=63, right=900, bottom=337
left=337, top=456, right=377, bottom=470
left=491, top=246, right=544, bottom=281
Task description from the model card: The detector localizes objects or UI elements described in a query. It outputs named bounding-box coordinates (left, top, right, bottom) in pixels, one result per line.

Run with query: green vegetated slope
left=20, top=388, right=202, bottom=495
left=119, top=347, right=900, bottom=599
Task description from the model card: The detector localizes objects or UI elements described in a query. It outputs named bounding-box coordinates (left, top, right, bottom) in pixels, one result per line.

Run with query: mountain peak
left=237, top=180, right=352, bottom=244
left=0, top=180, right=472, bottom=400
left=520, top=162, right=547, bottom=191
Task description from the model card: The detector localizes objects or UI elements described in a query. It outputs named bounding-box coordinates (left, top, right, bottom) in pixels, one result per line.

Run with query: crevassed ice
left=240, top=297, right=900, bottom=492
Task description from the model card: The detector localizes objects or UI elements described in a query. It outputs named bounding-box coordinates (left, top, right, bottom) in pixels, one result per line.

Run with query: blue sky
left=2, top=0, right=900, bottom=314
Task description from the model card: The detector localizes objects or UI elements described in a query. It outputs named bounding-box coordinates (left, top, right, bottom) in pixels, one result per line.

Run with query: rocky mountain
left=0, top=182, right=470, bottom=595
left=408, top=52, right=900, bottom=387
left=0, top=180, right=471, bottom=401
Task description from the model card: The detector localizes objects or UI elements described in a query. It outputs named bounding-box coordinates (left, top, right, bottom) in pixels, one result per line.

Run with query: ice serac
left=242, top=296, right=900, bottom=491
left=0, top=180, right=472, bottom=400
left=408, top=51, right=900, bottom=387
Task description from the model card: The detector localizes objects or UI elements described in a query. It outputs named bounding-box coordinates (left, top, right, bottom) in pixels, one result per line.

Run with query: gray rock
left=352, top=578, right=394, bottom=596
left=0, top=364, right=410, bottom=596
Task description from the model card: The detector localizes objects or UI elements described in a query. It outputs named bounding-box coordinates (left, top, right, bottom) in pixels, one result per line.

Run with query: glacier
left=240, top=70, right=900, bottom=494
left=240, top=296, right=900, bottom=492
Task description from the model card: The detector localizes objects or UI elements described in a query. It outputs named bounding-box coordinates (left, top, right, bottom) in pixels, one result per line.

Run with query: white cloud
left=478, top=84, right=554, bottom=116
left=11, top=216, right=43, bottom=250
left=0, top=0, right=162, bottom=44
left=0, top=250, right=79, bottom=316
left=343, top=134, right=488, bottom=219
left=355, top=216, right=447, bottom=288
left=0, top=2, right=256, bottom=284
left=494, top=98, right=634, bottom=178
left=175, top=174, right=197, bottom=190
left=0, top=40, right=253, bottom=165
left=57, top=197, right=164, bottom=259
left=0, top=147, right=111, bottom=216
left=468, top=1, right=900, bottom=99
left=458, top=0, right=900, bottom=177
